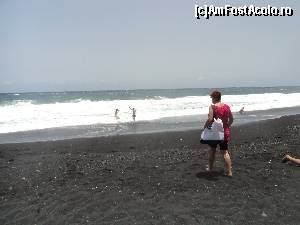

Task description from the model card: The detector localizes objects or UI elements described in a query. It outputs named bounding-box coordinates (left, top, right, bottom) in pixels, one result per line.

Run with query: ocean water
left=1, top=86, right=300, bottom=143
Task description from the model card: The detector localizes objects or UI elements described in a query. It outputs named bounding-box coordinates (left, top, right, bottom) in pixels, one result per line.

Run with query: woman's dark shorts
left=208, top=140, right=228, bottom=150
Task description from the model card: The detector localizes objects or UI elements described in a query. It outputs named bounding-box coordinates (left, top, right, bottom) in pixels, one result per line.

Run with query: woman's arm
left=204, top=106, right=214, bottom=128
left=284, top=154, right=300, bottom=165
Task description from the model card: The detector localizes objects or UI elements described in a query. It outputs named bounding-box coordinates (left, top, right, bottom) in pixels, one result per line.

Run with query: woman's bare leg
left=222, top=150, right=232, bottom=176
left=208, top=148, right=216, bottom=171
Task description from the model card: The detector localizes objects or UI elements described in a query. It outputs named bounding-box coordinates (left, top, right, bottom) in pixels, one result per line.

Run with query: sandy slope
left=0, top=115, right=300, bottom=225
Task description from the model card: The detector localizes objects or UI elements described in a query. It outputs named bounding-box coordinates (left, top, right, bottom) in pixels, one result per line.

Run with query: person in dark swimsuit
left=129, top=107, right=136, bottom=122
left=239, top=107, right=245, bottom=114
left=204, top=90, right=234, bottom=177
left=115, top=108, right=120, bottom=119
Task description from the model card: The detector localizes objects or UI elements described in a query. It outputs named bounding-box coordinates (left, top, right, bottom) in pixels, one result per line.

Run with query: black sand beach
left=0, top=115, right=300, bottom=225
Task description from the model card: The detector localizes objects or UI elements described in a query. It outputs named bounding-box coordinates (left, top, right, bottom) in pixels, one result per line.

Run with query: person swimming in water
left=239, top=107, right=245, bottom=115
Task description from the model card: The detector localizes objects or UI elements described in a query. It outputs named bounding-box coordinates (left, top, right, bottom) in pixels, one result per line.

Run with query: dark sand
left=0, top=115, right=300, bottom=225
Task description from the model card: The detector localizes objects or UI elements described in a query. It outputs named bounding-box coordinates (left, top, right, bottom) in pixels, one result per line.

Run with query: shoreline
left=0, top=114, right=300, bottom=224
left=1, top=106, right=300, bottom=144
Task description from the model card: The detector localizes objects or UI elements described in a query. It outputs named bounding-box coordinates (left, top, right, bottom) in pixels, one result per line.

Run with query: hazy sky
left=0, top=0, right=299, bottom=92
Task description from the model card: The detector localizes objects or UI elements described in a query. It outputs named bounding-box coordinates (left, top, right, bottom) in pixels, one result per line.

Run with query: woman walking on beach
left=204, top=90, right=234, bottom=177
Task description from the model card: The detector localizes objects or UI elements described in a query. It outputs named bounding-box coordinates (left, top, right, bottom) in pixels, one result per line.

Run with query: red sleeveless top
left=211, top=104, right=231, bottom=143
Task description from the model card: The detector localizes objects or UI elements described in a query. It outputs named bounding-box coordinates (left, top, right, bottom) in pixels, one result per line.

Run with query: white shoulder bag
left=200, top=118, right=224, bottom=144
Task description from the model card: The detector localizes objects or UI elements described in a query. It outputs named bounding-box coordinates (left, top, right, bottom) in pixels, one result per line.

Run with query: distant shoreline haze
left=1, top=85, right=300, bottom=95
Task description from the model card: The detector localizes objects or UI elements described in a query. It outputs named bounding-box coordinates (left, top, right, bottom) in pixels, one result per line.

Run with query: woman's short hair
left=210, top=90, right=221, bottom=101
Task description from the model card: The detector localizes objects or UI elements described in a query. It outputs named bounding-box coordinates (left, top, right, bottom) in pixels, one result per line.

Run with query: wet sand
left=0, top=115, right=300, bottom=225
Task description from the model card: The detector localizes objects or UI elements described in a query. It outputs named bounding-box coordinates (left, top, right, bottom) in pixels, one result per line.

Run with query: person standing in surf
left=129, top=107, right=136, bottom=122
left=204, top=90, right=234, bottom=177
left=115, top=108, right=120, bottom=120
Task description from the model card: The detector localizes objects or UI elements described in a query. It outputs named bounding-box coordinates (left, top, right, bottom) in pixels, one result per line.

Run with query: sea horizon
left=2, top=84, right=300, bottom=95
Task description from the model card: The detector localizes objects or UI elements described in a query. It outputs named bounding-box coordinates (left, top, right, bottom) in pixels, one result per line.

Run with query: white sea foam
left=0, top=92, right=300, bottom=133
